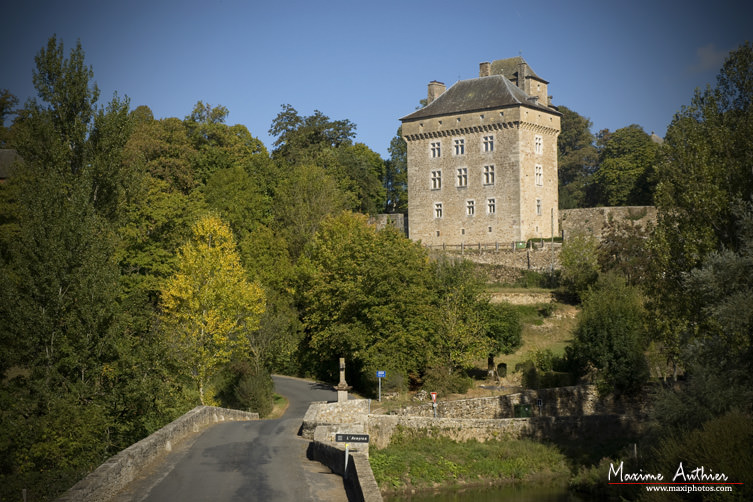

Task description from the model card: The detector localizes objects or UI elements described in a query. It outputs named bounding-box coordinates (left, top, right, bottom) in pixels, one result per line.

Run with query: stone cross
left=335, top=357, right=351, bottom=402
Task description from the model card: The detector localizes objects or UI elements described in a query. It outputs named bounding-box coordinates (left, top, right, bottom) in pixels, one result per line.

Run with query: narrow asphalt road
left=114, top=375, right=348, bottom=502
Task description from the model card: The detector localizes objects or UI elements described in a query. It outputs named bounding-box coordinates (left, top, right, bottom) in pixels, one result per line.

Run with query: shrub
left=567, top=273, right=648, bottom=395
left=421, top=366, right=473, bottom=395
left=216, top=361, right=274, bottom=417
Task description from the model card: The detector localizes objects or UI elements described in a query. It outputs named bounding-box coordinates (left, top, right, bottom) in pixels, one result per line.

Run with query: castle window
left=483, top=135, right=494, bottom=152
left=434, top=203, right=443, bottom=219
left=431, top=170, right=442, bottom=189
left=536, top=198, right=542, bottom=215
left=431, top=141, right=441, bottom=158
left=457, top=168, right=468, bottom=187
left=487, top=198, right=496, bottom=214
left=483, top=165, right=495, bottom=185
left=454, top=138, right=465, bottom=155
left=466, top=200, right=475, bottom=216
left=535, top=135, right=543, bottom=155
left=535, top=165, right=543, bottom=186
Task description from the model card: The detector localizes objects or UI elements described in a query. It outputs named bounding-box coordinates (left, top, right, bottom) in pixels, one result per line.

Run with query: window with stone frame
left=534, top=135, right=543, bottom=155
left=431, top=170, right=442, bottom=190
left=487, top=198, right=496, bottom=214
left=457, top=167, right=468, bottom=187
left=483, top=165, right=495, bottom=185
left=536, top=198, right=542, bottom=215
left=431, top=141, right=441, bottom=158
left=483, top=135, right=494, bottom=152
left=453, top=138, right=465, bottom=155
left=466, top=200, right=475, bottom=216
left=434, top=202, right=443, bottom=218
left=535, top=165, right=543, bottom=186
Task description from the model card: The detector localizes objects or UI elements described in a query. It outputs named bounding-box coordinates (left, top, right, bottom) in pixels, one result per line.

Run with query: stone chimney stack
left=479, top=61, right=491, bottom=77
left=427, top=81, right=446, bottom=104
left=517, top=60, right=529, bottom=94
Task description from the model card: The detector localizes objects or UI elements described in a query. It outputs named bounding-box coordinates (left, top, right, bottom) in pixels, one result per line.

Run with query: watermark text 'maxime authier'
left=609, top=461, right=730, bottom=483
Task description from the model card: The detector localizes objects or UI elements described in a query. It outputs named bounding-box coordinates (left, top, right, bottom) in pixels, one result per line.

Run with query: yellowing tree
left=160, top=214, right=265, bottom=404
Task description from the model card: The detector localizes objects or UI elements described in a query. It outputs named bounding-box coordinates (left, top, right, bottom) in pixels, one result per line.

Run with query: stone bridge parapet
left=57, top=406, right=259, bottom=502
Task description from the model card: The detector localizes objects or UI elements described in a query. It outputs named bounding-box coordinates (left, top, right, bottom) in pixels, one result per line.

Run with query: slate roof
left=401, top=74, right=557, bottom=122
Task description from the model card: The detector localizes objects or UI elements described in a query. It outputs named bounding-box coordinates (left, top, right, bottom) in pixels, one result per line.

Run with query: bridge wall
left=307, top=440, right=383, bottom=502
left=57, top=406, right=259, bottom=502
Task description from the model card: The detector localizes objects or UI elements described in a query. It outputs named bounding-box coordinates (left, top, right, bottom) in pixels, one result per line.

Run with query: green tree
left=648, top=42, right=753, bottom=369
left=300, top=212, right=437, bottom=385
left=159, top=215, right=266, bottom=404
left=384, top=127, right=408, bottom=213
left=559, top=231, right=600, bottom=301
left=592, top=124, right=658, bottom=206
left=268, top=104, right=356, bottom=165
left=557, top=105, right=598, bottom=209
left=122, top=110, right=198, bottom=193
left=480, top=302, right=522, bottom=375
left=185, top=101, right=269, bottom=185
left=0, top=36, right=138, bottom=498
left=598, top=216, right=652, bottom=286
left=273, top=163, right=351, bottom=259
left=567, top=273, right=649, bottom=395
left=0, top=89, right=18, bottom=146
left=268, top=105, right=385, bottom=214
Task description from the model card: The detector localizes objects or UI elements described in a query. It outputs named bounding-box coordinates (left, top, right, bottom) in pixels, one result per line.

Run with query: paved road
left=114, top=376, right=348, bottom=502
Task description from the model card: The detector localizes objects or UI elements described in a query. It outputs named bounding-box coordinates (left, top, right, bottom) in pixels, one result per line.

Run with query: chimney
left=517, top=60, right=529, bottom=93
left=479, top=61, right=491, bottom=77
left=427, top=81, right=446, bottom=104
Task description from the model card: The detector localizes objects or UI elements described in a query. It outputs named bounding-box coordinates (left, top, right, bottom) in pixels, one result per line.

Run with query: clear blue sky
left=2, top=0, right=751, bottom=157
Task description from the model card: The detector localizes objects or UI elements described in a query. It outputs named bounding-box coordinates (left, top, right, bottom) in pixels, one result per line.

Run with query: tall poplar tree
left=159, top=214, right=266, bottom=404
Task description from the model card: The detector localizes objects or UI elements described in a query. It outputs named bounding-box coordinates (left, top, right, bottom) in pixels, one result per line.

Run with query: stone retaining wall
left=301, top=399, right=371, bottom=439
left=394, top=386, right=648, bottom=419
left=57, top=406, right=259, bottom=502
left=367, top=414, right=644, bottom=449
left=307, top=440, right=383, bottom=502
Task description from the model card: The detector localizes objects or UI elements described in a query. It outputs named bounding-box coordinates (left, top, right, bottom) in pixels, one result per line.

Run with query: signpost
left=335, top=434, right=370, bottom=479
left=376, top=370, right=386, bottom=401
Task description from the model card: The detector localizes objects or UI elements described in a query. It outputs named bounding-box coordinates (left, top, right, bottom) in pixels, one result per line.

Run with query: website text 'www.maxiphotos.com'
left=608, top=461, right=743, bottom=495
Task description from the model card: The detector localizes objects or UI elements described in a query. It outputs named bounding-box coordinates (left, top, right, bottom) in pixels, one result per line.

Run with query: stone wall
left=301, top=399, right=371, bottom=440
left=57, top=406, right=259, bottom=502
left=367, top=414, right=644, bottom=450
left=307, top=441, right=383, bottom=502
left=559, top=206, right=656, bottom=240
left=393, top=386, right=648, bottom=420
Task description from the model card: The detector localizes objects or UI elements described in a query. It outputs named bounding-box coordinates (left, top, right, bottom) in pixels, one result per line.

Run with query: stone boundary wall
left=394, top=386, right=648, bottom=419
left=307, top=441, right=383, bottom=502
left=367, top=414, right=644, bottom=450
left=301, top=399, right=371, bottom=439
left=57, top=406, right=259, bottom=502
left=560, top=206, right=656, bottom=240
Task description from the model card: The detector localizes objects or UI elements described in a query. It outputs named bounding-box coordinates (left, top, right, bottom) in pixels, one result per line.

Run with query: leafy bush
left=566, top=273, right=648, bottom=395
left=647, top=412, right=753, bottom=501
left=421, top=366, right=473, bottom=395
left=216, top=361, right=274, bottom=417
left=559, top=232, right=600, bottom=301
left=518, top=349, right=574, bottom=389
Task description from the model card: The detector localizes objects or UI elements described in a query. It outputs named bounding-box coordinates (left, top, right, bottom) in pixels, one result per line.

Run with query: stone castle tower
left=400, top=57, right=561, bottom=246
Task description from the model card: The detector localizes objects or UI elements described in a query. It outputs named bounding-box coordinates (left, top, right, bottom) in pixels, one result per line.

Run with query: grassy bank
left=369, top=428, right=570, bottom=495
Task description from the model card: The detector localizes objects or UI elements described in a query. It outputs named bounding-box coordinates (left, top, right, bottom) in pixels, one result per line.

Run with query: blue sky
left=2, top=0, right=751, bottom=157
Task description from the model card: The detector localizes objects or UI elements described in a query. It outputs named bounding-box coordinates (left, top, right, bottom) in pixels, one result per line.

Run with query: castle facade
left=401, top=58, right=561, bottom=246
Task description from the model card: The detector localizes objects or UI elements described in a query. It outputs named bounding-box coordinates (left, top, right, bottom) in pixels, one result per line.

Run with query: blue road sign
left=376, top=370, right=386, bottom=378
